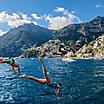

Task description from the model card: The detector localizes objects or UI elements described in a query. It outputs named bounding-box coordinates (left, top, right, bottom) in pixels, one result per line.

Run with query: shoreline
left=15, top=56, right=104, bottom=60
left=71, top=57, right=104, bottom=60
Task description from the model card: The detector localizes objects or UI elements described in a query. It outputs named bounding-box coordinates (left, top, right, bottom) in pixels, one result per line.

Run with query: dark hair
left=58, top=82, right=62, bottom=87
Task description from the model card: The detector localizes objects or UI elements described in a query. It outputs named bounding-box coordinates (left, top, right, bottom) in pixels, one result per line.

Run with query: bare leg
left=22, top=75, right=47, bottom=84
left=38, top=58, right=52, bottom=84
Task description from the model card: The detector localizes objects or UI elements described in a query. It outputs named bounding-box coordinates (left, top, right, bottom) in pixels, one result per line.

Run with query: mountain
left=31, top=16, right=104, bottom=58
left=54, top=16, right=104, bottom=51
left=0, top=16, right=104, bottom=57
left=0, top=23, right=53, bottom=57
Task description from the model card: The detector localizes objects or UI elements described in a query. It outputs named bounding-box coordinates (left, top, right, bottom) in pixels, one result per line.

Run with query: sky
left=0, top=0, right=104, bottom=36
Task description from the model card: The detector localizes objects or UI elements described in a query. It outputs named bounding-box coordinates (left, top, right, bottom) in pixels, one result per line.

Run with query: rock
left=64, top=51, right=75, bottom=58
left=76, top=35, right=104, bottom=59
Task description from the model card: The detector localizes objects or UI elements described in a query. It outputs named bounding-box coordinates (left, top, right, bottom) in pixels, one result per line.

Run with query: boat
left=62, top=58, right=75, bottom=62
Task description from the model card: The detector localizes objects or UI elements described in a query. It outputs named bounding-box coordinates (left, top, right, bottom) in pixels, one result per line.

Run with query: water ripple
left=0, top=59, right=104, bottom=104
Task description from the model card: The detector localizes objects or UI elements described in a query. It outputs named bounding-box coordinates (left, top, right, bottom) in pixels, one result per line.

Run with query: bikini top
left=9, top=58, right=15, bottom=65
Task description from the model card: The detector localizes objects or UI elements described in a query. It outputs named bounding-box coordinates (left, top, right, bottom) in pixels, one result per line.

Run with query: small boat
left=62, top=58, right=75, bottom=62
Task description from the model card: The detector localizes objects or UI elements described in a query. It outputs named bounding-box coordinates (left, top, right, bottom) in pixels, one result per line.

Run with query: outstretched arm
left=38, top=57, right=52, bottom=84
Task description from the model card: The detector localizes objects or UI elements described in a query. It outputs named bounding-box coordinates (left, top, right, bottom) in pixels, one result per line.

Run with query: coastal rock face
left=76, top=35, right=104, bottom=59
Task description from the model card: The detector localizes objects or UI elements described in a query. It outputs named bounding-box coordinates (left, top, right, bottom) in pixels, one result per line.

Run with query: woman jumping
left=21, top=56, right=61, bottom=97
left=0, top=57, right=20, bottom=76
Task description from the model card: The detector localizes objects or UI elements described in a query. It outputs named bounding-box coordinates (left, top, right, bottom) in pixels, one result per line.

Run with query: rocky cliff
left=76, top=34, right=104, bottom=59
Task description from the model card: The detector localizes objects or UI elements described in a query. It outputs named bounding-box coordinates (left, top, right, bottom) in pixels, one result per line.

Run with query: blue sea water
left=0, top=58, right=104, bottom=104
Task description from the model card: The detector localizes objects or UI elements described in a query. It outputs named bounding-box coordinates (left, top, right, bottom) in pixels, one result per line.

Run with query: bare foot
left=21, top=74, right=26, bottom=78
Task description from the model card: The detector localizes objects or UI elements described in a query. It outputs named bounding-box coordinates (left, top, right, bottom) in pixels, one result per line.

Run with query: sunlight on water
left=0, top=58, right=104, bottom=104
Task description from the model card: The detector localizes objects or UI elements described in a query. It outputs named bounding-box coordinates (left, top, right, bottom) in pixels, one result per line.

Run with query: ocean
left=0, top=58, right=104, bottom=104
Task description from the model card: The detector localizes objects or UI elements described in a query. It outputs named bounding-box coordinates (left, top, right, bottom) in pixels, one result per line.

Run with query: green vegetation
left=22, top=49, right=38, bottom=58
